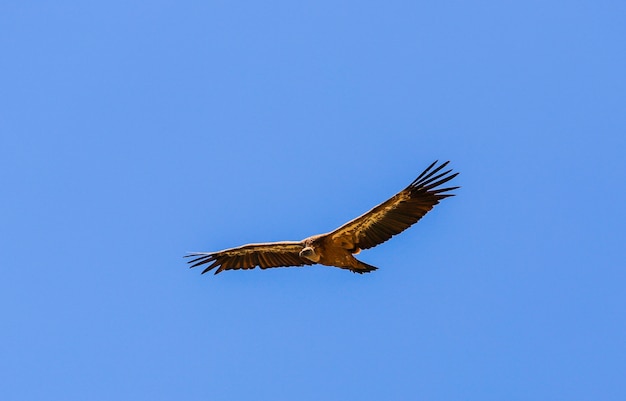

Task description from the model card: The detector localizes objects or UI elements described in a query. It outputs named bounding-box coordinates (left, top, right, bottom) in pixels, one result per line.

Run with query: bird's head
left=299, top=246, right=320, bottom=262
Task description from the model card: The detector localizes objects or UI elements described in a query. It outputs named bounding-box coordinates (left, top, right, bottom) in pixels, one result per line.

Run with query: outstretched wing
left=328, top=160, right=459, bottom=251
left=185, top=241, right=313, bottom=274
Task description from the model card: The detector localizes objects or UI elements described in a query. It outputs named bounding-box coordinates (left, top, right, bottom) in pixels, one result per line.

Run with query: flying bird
left=186, top=160, right=459, bottom=275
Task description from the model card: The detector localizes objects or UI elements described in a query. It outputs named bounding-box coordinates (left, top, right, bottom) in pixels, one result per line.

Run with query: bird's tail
left=351, top=259, right=379, bottom=274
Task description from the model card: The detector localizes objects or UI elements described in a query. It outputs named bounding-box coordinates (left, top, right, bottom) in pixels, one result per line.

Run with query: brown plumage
left=186, top=160, right=459, bottom=275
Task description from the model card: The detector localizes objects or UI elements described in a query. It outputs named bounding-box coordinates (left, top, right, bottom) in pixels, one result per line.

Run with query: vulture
left=186, top=160, right=459, bottom=274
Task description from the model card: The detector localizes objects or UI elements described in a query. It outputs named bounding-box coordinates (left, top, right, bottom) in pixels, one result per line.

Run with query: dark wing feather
left=328, top=161, right=459, bottom=251
left=185, top=241, right=313, bottom=275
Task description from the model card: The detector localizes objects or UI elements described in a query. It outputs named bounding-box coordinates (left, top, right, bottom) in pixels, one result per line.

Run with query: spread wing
left=185, top=241, right=314, bottom=274
left=328, top=160, right=459, bottom=251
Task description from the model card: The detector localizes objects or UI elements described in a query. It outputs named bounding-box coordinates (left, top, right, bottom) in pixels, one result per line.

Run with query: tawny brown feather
left=186, top=242, right=314, bottom=274
left=328, top=160, right=458, bottom=251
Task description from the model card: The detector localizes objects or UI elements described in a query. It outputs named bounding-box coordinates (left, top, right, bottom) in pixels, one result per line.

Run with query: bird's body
left=300, top=233, right=379, bottom=273
left=186, top=160, right=458, bottom=275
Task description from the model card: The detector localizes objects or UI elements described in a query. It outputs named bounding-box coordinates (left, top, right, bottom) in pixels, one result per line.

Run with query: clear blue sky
left=2, top=1, right=625, bottom=400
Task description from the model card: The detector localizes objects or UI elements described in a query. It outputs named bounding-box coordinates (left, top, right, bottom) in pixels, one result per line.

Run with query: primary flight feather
left=186, top=160, right=459, bottom=274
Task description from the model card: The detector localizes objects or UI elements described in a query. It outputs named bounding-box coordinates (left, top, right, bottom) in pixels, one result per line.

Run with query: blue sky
left=2, top=1, right=625, bottom=400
